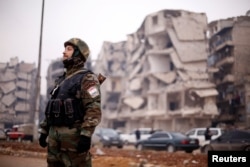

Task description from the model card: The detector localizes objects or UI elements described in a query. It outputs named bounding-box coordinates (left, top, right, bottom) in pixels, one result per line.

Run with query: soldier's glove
left=77, top=135, right=91, bottom=153
left=39, top=133, right=48, bottom=148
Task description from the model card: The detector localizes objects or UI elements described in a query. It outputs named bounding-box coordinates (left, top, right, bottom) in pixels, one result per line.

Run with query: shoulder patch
left=83, top=81, right=96, bottom=89
left=87, top=86, right=99, bottom=98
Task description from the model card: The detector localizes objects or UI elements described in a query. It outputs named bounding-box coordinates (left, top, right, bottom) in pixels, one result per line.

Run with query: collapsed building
left=94, top=41, right=127, bottom=126
left=42, top=11, right=250, bottom=132
left=95, top=10, right=219, bottom=133
left=207, top=16, right=250, bottom=127
left=0, top=57, right=37, bottom=129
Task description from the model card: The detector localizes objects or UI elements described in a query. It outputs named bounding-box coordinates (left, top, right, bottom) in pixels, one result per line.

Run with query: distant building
left=246, top=10, right=250, bottom=16
left=93, top=41, right=127, bottom=128
left=0, top=57, right=37, bottom=129
left=207, top=16, right=250, bottom=127
left=94, top=9, right=219, bottom=133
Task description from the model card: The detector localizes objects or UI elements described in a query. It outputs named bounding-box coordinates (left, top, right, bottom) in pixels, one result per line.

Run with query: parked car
left=6, top=124, right=34, bottom=142
left=120, top=128, right=158, bottom=145
left=135, top=131, right=199, bottom=153
left=185, top=127, right=224, bottom=148
left=201, top=129, right=250, bottom=153
left=92, top=128, right=124, bottom=148
left=0, top=128, right=7, bottom=140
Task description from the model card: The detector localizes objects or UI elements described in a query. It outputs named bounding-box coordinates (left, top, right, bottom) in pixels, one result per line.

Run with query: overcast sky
left=0, top=0, right=249, bottom=95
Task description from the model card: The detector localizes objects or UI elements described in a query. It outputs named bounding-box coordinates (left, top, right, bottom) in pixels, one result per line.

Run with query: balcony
left=215, top=57, right=234, bottom=68
left=215, top=74, right=234, bottom=85
left=223, top=74, right=234, bottom=83
left=211, top=37, right=233, bottom=53
left=216, top=113, right=236, bottom=122
left=103, top=111, right=118, bottom=120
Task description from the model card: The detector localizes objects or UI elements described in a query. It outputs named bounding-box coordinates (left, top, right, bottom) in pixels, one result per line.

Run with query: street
left=0, top=154, right=46, bottom=167
left=0, top=141, right=207, bottom=167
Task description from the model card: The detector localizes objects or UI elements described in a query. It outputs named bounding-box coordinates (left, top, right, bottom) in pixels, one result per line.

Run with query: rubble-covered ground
left=0, top=141, right=207, bottom=167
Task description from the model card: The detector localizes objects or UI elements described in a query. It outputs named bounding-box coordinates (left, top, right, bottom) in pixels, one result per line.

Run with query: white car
left=185, top=127, right=225, bottom=153
left=120, top=128, right=153, bottom=145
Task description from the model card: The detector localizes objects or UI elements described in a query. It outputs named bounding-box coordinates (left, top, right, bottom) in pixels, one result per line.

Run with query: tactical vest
left=45, top=69, right=90, bottom=126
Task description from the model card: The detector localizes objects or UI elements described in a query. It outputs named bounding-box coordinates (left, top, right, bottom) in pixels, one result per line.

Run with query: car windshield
left=171, top=132, right=186, bottom=138
left=186, top=130, right=195, bottom=136
left=102, top=129, right=118, bottom=136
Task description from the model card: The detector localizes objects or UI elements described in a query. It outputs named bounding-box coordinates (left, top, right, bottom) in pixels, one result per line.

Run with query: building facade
left=207, top=16, right=250, bottom=128
left=95, top=10, right=219, bottom=133
left=0, top=57, right=37, bottom=129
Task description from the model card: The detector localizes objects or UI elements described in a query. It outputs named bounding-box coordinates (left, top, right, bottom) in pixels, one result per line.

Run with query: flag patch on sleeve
left=87, top=86, right=99, bottom=98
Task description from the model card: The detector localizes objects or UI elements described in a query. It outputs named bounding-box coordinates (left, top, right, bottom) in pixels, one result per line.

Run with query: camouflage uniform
left=40, top=38, right=102, bottom=167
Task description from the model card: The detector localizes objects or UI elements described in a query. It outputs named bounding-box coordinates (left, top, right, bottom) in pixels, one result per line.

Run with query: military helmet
left=64, top=38, right=90, bottom=60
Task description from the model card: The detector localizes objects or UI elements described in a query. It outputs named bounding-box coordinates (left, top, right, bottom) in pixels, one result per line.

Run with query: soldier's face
left=63, top=45, right=74, bottom=61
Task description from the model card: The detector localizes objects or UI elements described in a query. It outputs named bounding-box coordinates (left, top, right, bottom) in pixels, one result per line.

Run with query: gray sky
left=0, top=0, right=249, bottom=95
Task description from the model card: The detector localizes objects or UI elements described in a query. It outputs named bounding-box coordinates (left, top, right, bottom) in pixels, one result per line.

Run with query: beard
left=63, top=57, right=74, bottom=68
left=63, top=56, right=84, bottom=70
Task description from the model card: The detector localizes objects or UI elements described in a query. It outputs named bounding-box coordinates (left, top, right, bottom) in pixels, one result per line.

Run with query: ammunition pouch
left=45, top=98, right=84, bottom=126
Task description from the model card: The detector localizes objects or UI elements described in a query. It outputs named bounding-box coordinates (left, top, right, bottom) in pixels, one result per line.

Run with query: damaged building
left=0, top=57, right=37, bottom=129
left=95, top=9, right=219, bottom=133
left=207, top=16, right=250, bottom=127
left=94, top=41, right=127, bottom=126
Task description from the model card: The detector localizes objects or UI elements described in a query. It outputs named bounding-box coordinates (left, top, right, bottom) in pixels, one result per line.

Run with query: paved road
left=0, top=155, right=46, bottom=167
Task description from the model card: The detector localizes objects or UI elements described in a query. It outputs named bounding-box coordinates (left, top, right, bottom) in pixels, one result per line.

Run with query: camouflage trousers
left=47, top=126, right=92, bottom=167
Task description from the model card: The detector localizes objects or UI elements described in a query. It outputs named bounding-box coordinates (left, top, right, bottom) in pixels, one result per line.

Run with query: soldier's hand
left=77, top=135, right=91, bottom=153
left=39, top=133, right=48, bottom=148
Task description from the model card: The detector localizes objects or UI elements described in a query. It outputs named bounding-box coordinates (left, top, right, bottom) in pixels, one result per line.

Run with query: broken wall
left=0, top=57, right=37, bottom=127
left=124, top=10, right=218, bottom=131
left=92, top=41, right=128, bottom=127
left=95, top=9, right=219, bottom=131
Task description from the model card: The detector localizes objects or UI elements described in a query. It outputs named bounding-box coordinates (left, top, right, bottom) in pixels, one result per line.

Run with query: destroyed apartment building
left=207, top=16, right=250, bottom=127
left=94, top=41, right=127, bottom=126
left=94, top=9, right=219, bottom=132
left=0, top=57, right=37, bottom=129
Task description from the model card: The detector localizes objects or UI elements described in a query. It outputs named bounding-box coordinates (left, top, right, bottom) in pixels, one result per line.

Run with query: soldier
left=39, top=38, right=104, bottom=167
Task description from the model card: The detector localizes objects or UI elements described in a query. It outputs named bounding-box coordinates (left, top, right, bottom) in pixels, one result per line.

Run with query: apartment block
left=207, top=16, right=250, bottom=127
left=93, top=41, right=127, bottom=127
left=0, top=57, right=37, bottom=129
left=95, top=10, right=219, bottom=133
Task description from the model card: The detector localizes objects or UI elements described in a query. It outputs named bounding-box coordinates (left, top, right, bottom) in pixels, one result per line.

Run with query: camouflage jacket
left=40, top=67, right=102, bottom=137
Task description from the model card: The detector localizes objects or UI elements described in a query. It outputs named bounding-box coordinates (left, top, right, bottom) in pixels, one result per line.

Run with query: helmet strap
left=72, top=47, right=80, bottom=58
left=73, top=47, right=85, bottom=62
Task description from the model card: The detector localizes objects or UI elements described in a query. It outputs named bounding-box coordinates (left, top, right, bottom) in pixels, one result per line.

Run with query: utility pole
left=34, top=0, right=45, bottom=141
